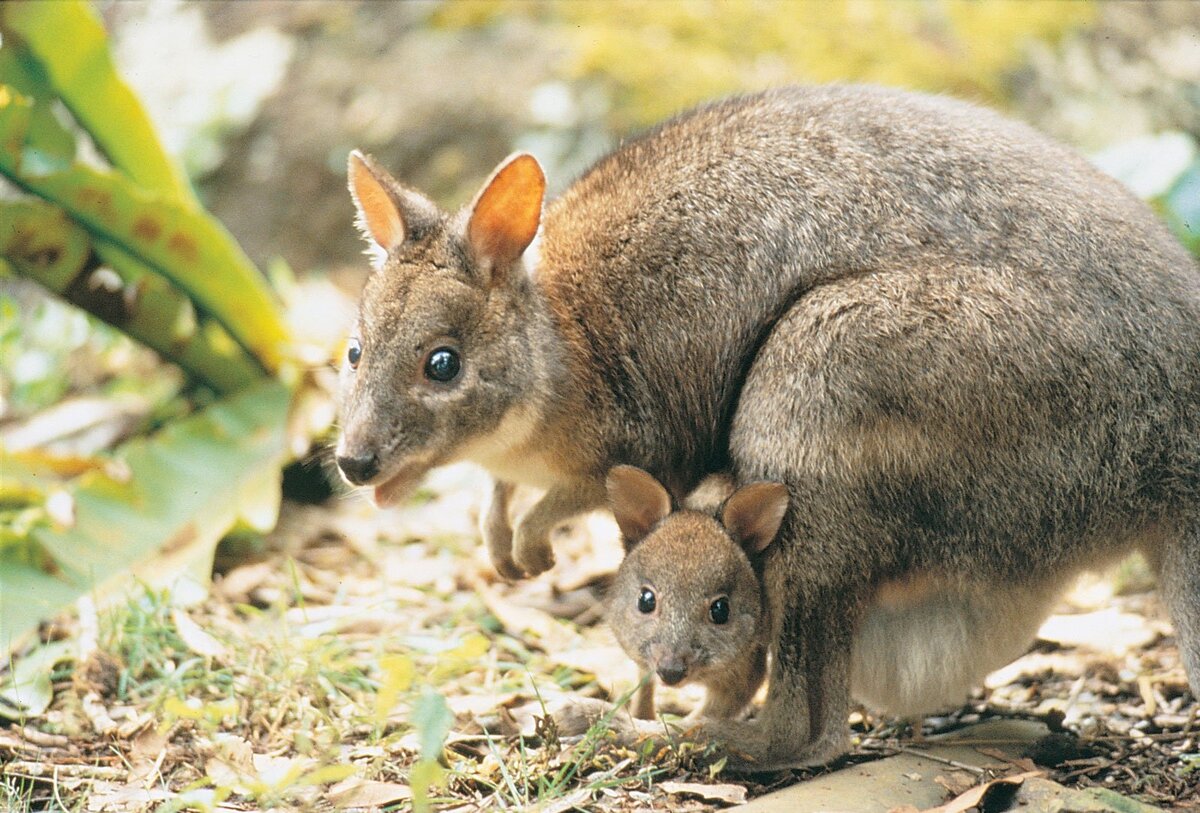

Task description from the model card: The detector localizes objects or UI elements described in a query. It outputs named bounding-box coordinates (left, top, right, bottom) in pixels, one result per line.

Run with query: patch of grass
left=0, top=776, right=37, bottom=813
left=104, top=589, right=228, bottom=703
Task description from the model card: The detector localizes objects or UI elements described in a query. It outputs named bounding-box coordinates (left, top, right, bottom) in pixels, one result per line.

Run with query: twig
left=861, top=743, right=986, bottom=775
left=1, top=761, right=125, bottom=780
left=16, top=726, right=70, bottom=748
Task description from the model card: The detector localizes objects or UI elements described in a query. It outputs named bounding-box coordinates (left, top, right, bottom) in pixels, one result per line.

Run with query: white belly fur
left=850, top=577, right=1063, bottom=716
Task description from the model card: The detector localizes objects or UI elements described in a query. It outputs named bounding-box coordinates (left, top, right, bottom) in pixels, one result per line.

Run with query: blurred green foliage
left=0, top=0, right=294, bottom=655
left=436, top=0, right=1094, bottom=129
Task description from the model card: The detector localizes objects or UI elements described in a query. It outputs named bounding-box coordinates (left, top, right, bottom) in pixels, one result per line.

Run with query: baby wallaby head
left=605, top=466, right=789, bottom=687
left=336, top=151, right=558, bottom=505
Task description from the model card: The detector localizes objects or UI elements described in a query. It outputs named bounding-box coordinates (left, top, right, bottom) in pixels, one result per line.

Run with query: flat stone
left=739, top=720, right=1046, bottom=813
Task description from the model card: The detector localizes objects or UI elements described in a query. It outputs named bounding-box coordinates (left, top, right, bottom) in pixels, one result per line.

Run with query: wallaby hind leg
left=1151, top=525, right=1200, bottom=697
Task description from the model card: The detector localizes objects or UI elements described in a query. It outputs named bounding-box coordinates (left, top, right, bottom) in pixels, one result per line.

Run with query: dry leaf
left=471, top=577, right=583, bottom=652
left=535, top=787, right=597, bottom=813
left=86, top=786, right=174, bottom=811
left=1136, top=674, right=1157, bottom=715
left=660, top=780, right=748, bottom=805
left=933, top=772, right=979, bottom=797
left=447, top=691, right=520, bottom=716
left=920, top=770, right=1041, bottom=813
left=171, top=609, right=230, bottom=659
left=328, top=777, right=414, bottom=807
left=216, top=562, right=278, bottom=602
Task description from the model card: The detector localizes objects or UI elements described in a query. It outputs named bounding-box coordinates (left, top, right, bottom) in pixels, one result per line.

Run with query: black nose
left=656, top=662, right=687, bottom=686
left=337, top=451, right=380, bottom=484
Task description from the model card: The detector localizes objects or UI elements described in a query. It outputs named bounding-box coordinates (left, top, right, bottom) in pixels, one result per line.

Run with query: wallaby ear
left=467, top=152, right=545, bottom=282
left=348, top=151, right=405, bottom=268
left=347, top=151, right=440, bottom=270
left=606, top=465, right=673, bottom=550
left=721, top=482, right=789, bottom=555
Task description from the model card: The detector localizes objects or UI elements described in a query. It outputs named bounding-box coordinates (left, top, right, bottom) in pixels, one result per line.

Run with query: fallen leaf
left=170, top=609, right=230, bottom=659
left=0, top=641, right=73, bottom=718
left=328, top=777, right=414, bottom=808
left=920, top=771, right=1041, bottom=813
left=216, top=561, right=277, bottom=602
left=536, top=787, right=597, bottom=813
left=931, top=772, right=980, bottom=804
left=1136, top=674, right=1157, bottom=715
left=660, top=780, right=748, bottom=805
left=471, top=576, right=583, bottom=652
left=446, top=691, right=520, bottom=717
left=86, top=786, right=173, bottom=811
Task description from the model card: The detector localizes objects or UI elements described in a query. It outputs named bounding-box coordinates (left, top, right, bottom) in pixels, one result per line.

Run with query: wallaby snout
left=335, top=450, right=380, bottom=485
left=656, top=659, right=688, bottom=686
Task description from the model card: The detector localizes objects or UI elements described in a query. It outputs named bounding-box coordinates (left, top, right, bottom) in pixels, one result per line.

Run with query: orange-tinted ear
left=721, top=482, right=789, bottom=555
left=467, top=152, right=545, bottom=280
left=348, top=151, right=406, bottom=266
left=607, top=465, right=673, bottom=550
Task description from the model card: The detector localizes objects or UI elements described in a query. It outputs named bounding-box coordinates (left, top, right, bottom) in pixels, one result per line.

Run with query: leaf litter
left=1, top=463, right=1198, bottom=811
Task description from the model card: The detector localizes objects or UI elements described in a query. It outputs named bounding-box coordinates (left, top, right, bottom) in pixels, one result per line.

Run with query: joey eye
left=637, top=588, right=656, bottom=614
left=709, top=596, right=730, bottom=625
left=347, top=338, right=362, bottom=370
left=424, top=346, right=461, bottom=383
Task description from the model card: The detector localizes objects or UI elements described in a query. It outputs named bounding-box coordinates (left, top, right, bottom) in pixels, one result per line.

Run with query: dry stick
left=16, top=726, right=69, bottom=748
left=1088, top=730, right=1195, bottom=742
left=861, top=743, right=986, bottom=775
left=1059, top=739, right=1157, bottom=781
left=3, top=761, right=125, bottom=780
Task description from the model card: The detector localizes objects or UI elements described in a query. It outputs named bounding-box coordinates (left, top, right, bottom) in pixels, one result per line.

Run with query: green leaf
left=0, top=86, right=290, bottom=372
left=413, top=688, right=454, bottom=760
left=0, top=0, right=193, bottom=203
left=0, top=640, right=71, bottom=718
left=0, top=379, right=290, bottom=653
left=0, top=199, right=263, bottom=393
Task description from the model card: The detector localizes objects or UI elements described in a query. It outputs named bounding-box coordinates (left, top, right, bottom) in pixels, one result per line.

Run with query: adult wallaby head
left=335, top=151, right=559, bottom=505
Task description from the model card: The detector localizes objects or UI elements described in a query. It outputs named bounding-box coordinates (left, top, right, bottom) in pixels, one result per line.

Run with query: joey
left=606, top=466, right=786, bottom=722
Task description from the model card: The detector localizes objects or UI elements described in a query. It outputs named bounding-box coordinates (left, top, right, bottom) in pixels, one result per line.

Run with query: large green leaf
left=0, top=200, right=261, bottom=393
left=0, top=88, right=289, bottom=373
left=0, top=0, right=192, bottom=203
left=0, top=379, right=290, bottom=653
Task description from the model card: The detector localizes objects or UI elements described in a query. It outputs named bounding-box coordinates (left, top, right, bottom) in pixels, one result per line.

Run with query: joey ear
left=467, top=152, right=545, bottom=281
left=347, top=151, right=439, bottom=270
left=721, top=482, right=789, bottom=555
left=606, top=465, right=673, bottom=550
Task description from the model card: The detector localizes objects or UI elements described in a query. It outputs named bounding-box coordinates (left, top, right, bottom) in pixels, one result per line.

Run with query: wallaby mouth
left=369, top=452, right=444, bottom=508
left=373, top=466, right=424, bottom=508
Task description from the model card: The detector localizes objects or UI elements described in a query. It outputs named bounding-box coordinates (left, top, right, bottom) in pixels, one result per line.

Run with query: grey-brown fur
left=605, top=468, right=783, bottom=723
left=336, top=84, right=1200, bottom=769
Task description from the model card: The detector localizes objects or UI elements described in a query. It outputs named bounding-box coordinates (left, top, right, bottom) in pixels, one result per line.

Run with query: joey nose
left=337, top=451, right=380, bottom=484
left=656, top=660, right=687, bottom=686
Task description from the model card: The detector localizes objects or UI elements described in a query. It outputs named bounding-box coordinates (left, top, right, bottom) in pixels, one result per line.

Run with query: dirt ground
left=2, top=462, right=1198, bottom=811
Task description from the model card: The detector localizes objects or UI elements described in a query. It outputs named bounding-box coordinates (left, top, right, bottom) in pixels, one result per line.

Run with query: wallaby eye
left=347, top=338, right=362, bottom=370
left=637, top=587, right=656, bottom=614
left=709, top=596, right=730, bottom=625
left=424, top=346, right=461, bottom=383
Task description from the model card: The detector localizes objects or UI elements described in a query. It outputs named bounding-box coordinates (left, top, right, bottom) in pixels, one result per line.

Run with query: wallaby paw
left=512, top=528, right=556, bottom=576
left=719, top=730, right=848, bottom=773
left=795, top=730, right=850, bottom=766
left=551, top=698, right=665, bottom=747
left=489, top=550, right=526, bottom=581
left=552, top=697, right=618, bottom=738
